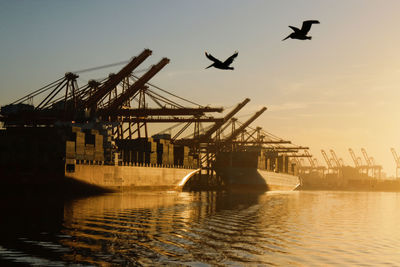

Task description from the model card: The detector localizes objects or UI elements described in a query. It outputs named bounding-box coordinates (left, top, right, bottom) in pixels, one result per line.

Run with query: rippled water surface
left=1, top=191, right=400, bottom=266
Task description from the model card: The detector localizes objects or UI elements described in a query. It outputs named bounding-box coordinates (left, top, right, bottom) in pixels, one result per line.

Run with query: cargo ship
left=0, top=49, right=308, bottom=193
left=0, top=124, right=201, bottom=192
left=214, top=150, right=300, bottom=191
left=0, top=124, right=299, bottom=193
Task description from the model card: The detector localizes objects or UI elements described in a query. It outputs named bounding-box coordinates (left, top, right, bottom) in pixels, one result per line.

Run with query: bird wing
left=289, top=26, right=300, bottom=32
left=300, top=20, right=320, bottom=34
left=223, top=51, right=238, bottom=65
left=282, top=34, right=291, bottom=41
left=205, top=52, right=222, bottom=64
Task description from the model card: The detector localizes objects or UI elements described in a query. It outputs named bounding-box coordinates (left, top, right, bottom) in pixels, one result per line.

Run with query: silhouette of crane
left=349, top=148, right=361, bottom=169
left=205, top=51, right=238, bottom=70
left=305, top=150, right=315, bottom=168
left=321, top=149, right=335, bottom=173
left=282, top=20, right=320, bottom=41
left=391, top=148, right=400, bottom=179
left=361, top=148, right=372, bottom=176
left=330, top=149, right=343, bottom=168
left=304, top=150, right=326, bottom=176
left=361, top=148, right=382, bottom=178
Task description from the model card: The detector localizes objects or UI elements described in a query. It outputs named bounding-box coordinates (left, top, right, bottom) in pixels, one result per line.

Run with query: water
left=1, top=191, right=400, bottom=266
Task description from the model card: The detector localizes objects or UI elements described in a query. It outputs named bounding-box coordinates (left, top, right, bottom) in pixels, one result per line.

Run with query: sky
left=1, top=1, right=400, bottom=176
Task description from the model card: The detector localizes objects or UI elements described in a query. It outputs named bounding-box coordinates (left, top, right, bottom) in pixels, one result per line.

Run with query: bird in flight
left=205, top=51, right=238, bottom=70
left=282, top=20, right=320, bottom=41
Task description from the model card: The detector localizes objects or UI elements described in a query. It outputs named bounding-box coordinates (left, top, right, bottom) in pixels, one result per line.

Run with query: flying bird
left=282, top=20, right=320, bottom=41
left=205, top=51, right=238, bottom=70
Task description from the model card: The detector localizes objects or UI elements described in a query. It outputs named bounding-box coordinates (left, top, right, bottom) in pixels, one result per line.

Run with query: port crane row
left=295, top=148, right=384, bottom=179
left=0, top=49, right=310, bottom=170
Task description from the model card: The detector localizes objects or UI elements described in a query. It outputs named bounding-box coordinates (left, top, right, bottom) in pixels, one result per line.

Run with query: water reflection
left=61, top=191, right=272, bottom=266
left=0, top=191, right=400, bottom=266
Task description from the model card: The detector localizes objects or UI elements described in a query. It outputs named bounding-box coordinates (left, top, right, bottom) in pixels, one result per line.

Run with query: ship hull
left=0, top=164, right=200, bottom=193
left=217, top=167, right=300, bottom=191
left=65, top=164, right=200, bottom=191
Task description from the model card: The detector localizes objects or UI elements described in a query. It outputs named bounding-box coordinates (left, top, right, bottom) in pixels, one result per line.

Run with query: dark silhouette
left=205, top=51, right=238, bottom=70
left=282, top=20, right=320, bottom=41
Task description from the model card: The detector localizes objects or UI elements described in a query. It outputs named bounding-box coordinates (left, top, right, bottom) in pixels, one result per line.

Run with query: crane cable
left=131, top=74, right=203, bottom=108
left=73, top=59, right=131, bottom=74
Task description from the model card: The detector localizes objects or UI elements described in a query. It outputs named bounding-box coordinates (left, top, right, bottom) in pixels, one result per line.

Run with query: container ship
left=215, top=150, right=300, bottom=191
left=0, top=124, right=199, bottom=192
left=0, top=49, right=308, bottom=193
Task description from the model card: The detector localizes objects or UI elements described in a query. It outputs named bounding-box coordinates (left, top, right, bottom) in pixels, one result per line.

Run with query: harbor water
left=1, top=190, right=400, bottom=266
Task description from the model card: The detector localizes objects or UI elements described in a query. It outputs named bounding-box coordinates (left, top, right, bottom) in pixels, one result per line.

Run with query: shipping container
left=66, top=141, right=76, bottom=159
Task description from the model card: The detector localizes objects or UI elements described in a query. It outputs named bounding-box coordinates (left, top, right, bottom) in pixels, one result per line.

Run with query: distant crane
left=391, top=148, right=400, bottom=179
left=361, top=148, right=373, bottom=176
left=321, top=149, right=335, bottom=173
left=306, top=151, right=326, bottom=176
left=338, top=158, right=344, bottom=166
left=369, top=157, right=375, bottom=165
left=349, top=148, right=362, bottom=171
left=313, top=158, right=320, bottom=167
left=361, top=148, right=382, bottom=178
left=305, top=150, right=315, bottom=168
left=330, top=149, right=343, bottom=168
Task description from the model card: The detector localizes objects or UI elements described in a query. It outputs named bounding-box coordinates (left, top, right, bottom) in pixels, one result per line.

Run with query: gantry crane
left=391, top=148, right=400, bottom=179
left=361, top=148, right=373, bottom=176
left=361, top=148, right=382, bottom=178
left=349, top=148, right=366, bottom=174
left=0, top=50, right=225, bottom=136
left=295, top=150, right=325, bottom=175
left=0, top=49, right=311, bottom=176
left=321, top=149, right=335, bottom=173
left=305, top=150, right=315, bottom=168
left=330, top=149, right=343, bottom=168
left=84, top=49, right=152, bottom=111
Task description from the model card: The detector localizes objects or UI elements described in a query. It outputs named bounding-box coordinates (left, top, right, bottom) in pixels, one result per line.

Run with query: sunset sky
left=1, top=1, right=400, bottom=176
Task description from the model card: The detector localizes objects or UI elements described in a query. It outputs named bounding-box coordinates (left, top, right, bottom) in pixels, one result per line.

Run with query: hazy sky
left=1, top=1, right=400, bottom=176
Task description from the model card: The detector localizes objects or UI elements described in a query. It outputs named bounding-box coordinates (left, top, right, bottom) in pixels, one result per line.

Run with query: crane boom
left=330, top=149, right=342, bottom=167
left=84, top=49, right=152, bottom=109
left=109, top=107, right=223, bottom=116
left=104, top=58, right=170, bottom=113
left=305, top=150, right=315, bottom=167
left=313, top=158, right=319, bottom=167
left=348, top=148, right=360, bottom=167
left=200, top=98, right=250, bottom=141
left=361, top=148, right=372, bottom=166
left=223, top=107, right=267, bottom=143
left=391, top=148, right=400, bottom=167
left=321, top=149, right=333, bottom=169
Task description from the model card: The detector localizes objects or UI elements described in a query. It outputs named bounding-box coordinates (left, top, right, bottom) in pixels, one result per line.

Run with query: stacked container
left=94, top=133, right=104, bottom=162
left=83, top=129, right=95, bottom=161
left=155, top=139, right=172, bottom=165
left=167, top=142, right=174, bottom=165
left=116, top=138, right=156, bottom=165
left=70, top=127, right=85, bottom=160
left=65, top=141, right=76, bottom=159
left=173, top=145, right=186, bottom=166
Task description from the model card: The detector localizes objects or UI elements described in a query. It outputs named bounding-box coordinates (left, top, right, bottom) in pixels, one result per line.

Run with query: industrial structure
left=296, top=147, right=391, bottom=190
left=391, top=148, right=400, bottom=179
left=0, top=49, right=308, bottom=191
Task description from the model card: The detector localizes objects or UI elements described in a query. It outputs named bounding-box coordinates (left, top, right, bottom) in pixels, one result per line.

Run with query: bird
left=205, top=51, right=238, bottom=70
left=282, top=20, right=320, bottom=41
